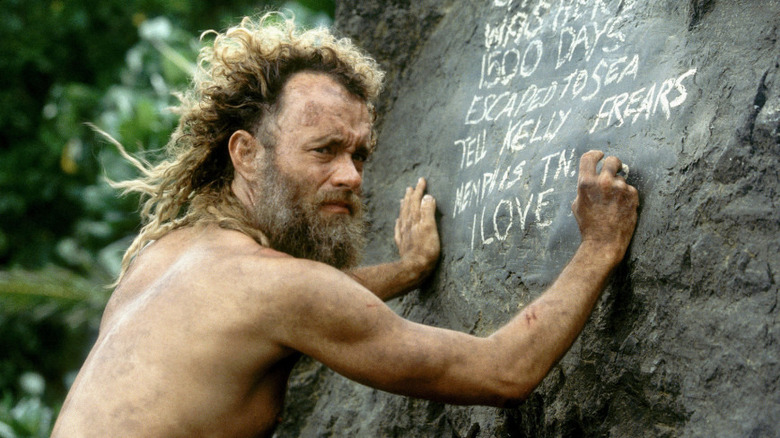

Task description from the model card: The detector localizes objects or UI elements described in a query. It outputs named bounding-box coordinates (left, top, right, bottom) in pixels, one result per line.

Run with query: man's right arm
left=487, top=150, right=639, bottom=400
left=257, top=150, right=638, bottom=406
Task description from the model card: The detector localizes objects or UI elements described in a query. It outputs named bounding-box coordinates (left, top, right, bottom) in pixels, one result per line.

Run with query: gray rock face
left=276, top=1, right=780, bottom=436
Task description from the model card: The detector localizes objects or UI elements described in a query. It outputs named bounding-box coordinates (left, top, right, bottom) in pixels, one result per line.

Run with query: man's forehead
left=301, top=101, right=325, bottom=127
left=279, top=72, right=370, bottom=128
left=283, top=72, right=357, bottom=107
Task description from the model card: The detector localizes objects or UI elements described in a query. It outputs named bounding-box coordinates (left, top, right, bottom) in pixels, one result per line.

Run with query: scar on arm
left=524, top=307, right=538, bottom=326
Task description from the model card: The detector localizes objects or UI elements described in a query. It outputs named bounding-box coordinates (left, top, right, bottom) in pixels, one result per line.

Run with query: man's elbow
left=483, top=375, right=536, bottom=408
left=479, top=340, right=545, bottom=408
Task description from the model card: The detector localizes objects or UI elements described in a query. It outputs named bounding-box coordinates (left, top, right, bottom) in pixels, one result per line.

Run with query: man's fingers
left=400, top=187, right=412, bottom=218
left=421, top=194, right=436, bottom=222
left=416, top=177, right=427, bottom=192
left=411, top=177, right=426, bottom=209
left=395, top=179, right=438, bottom=261
left=401, top=181, right=418, bottom=219
left=602, top=156, right=623, bottom=177
left=400, top=177, right=428, bottom=221
left=579, top=150, right=605, bottom=180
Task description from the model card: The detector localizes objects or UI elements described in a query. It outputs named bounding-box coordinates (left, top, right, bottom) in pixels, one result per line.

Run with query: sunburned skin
left=52, top=72, right=638, bottom=438
left=54, top=226, right=306, bottom=437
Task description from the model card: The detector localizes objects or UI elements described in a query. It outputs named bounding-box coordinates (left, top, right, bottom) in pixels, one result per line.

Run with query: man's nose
left=331, top=154, right=362, bottom=190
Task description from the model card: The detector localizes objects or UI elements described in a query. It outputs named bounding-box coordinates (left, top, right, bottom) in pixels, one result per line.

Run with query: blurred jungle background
left=0, top=1, right=334, bottom=435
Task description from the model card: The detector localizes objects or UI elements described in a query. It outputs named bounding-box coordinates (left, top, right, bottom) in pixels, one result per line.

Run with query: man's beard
left=251, top=159, right=366, bottom=269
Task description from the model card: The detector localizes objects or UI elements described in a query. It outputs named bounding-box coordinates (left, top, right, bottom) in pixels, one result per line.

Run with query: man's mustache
left=315, top=190, right=363, bottom=215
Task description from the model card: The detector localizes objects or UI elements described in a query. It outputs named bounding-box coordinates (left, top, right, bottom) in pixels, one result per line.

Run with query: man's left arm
left=347, top=177, right=440, bottom=301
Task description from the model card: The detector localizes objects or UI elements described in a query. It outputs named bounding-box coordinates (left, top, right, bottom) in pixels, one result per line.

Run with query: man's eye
left=314, top=146, right=333, bottom=155
left=353, top=152, right=368, bottom=162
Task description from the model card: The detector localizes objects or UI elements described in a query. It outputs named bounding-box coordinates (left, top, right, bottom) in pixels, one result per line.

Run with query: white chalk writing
left=452, top=0, right=698, bottom=250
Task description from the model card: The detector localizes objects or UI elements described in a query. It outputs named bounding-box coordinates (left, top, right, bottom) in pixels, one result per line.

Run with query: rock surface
left=276, top=1, right=780, bottom=436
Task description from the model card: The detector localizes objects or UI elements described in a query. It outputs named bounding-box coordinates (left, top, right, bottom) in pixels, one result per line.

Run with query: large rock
left=276, top=0, right=780, bottom=436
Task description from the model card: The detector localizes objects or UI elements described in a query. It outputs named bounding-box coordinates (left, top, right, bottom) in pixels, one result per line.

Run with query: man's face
left=250, top=72, right=373, bottom=268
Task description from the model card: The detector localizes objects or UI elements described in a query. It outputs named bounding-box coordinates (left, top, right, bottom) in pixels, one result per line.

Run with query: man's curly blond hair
left=111, top=12, right=385, bottom=282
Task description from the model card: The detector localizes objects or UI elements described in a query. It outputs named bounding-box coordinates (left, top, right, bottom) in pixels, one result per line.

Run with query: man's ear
left=228, top=130, right=266, bottom=182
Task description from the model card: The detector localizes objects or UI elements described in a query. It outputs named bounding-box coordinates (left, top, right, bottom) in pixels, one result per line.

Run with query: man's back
left=53, top=225, right=297, bottom=438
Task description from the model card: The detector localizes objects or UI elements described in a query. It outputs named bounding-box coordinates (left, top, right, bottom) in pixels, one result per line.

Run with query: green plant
left=1, top=3, right=334, bottom=435
left=0, top=373, right=54, bottom=438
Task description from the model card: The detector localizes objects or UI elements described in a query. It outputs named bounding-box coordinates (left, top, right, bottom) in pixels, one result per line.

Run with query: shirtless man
left=52, top=14, right=638, bottom=438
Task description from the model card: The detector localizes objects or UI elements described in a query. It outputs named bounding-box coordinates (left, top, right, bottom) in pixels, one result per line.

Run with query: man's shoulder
left=114, top=225, right=360, bottom=321
left=196, top=229, right=373, bottom=328
left=120, top=225, right=337, bottom=294
left=186, top=226, right=358, bottom=296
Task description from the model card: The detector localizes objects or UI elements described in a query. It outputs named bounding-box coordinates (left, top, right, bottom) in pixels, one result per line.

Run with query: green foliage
left=0, top=0, right=334, bottom=269
left=0, top=266, right=107, bottom=422
left=0, top=374, right=55, bottom=438
left=0, top=1, right=334, bottom=434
